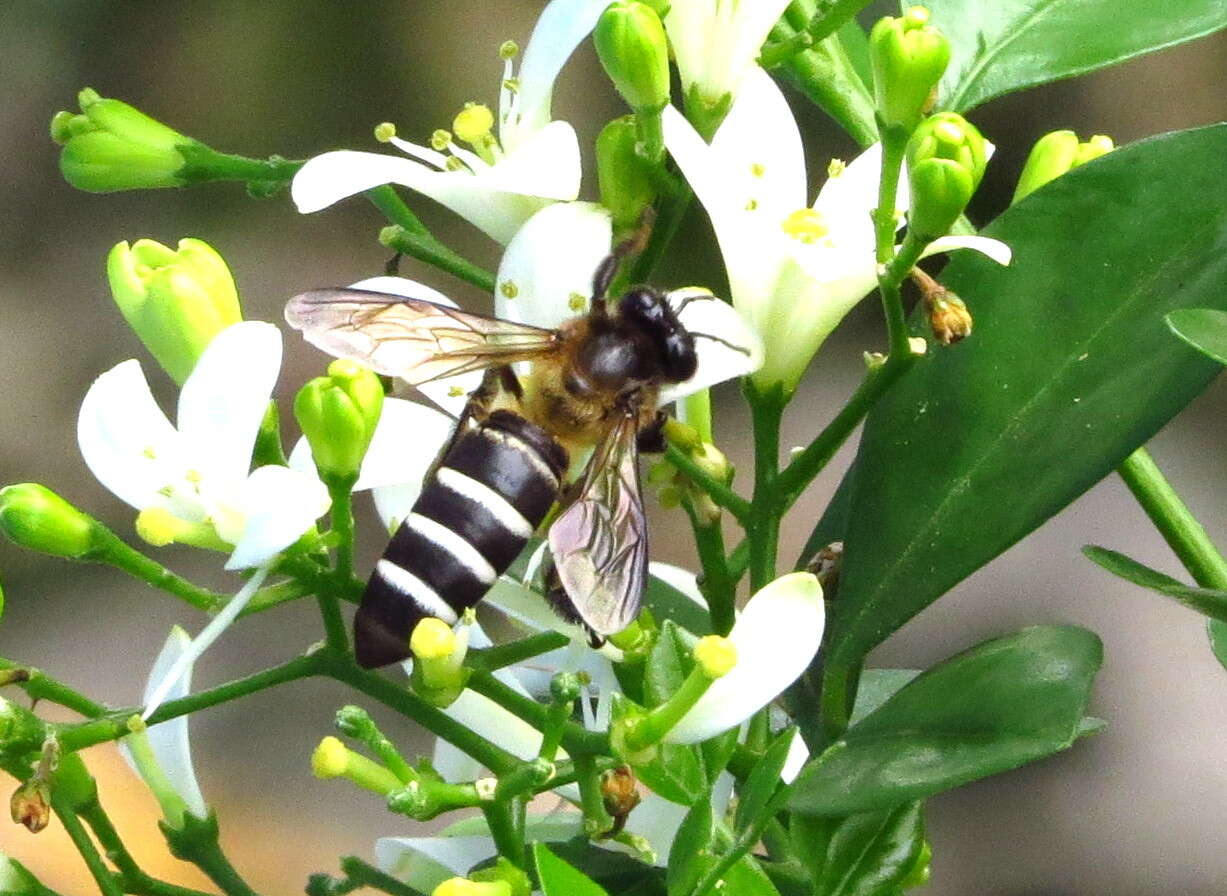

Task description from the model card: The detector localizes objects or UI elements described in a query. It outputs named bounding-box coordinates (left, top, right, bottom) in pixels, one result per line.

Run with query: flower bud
left=597, top=117, right=657, bottom=232
left=408, top=617, right=470, bottom=707
left=869, top=7, right=951, bottom=132
left=10, top=781, right=50, bottom=833
left=294, top=360, right=384, bottom=485
left=1013, top=131, right=1115, bottom=203
left=913, top=268, right=971, bottom=345
left=0, top=484, right=100, bottom=559
left=54, top=88, right=198, bottom=192
left=0, top=698, right=47, bottom=760
left=108, top=238, right=242, bottom=384
left=594, top=1, right=671, bottom=115
left=549, top=671, right=584, bottom=704
left=905, top=112, right=987, bottom=240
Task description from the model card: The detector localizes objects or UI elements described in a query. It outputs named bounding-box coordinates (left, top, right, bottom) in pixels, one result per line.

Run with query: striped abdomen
left=354, top=409, right=568, bottom=668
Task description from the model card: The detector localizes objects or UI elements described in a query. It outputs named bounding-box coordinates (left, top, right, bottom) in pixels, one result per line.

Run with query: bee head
left=616, top=287, right=698, bottom=383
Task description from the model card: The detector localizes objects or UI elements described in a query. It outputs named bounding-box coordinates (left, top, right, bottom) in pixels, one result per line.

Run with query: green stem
left=690, top=786, right=794, bottom=896
left=777, top=33, right=877, bottom=148
left=1117, top=447, right=1227, bottom=588
left=746, top=383, right=786, bottom=592
left=575, top=754, right=615, bottom=838
left=0, top=660, right=106, bottom=716
left=760, top=0, right=873, bottom=68
left=635, top=107, right=666, bottom=165
left=338, top=856, right=427, bottom=896
left=77, top=799, right=217, bottom=896
left=682, top=389, right=713, bottom=444
left=365, top=185, right=430, bottom=237
left=681, top=498, right=737, bottom=636
left=179, top=145, right=303, bottom=188
left=468, top=631, right=570, bottom=672
left=482, top=800, right=526, bottom=868
left=379, top=225, right=496, bottom=293
left=465, top=670, right=608, bottom=757
left=52, top=794, right=126, bottom=896
left=664, top=442, right=753, bottom=523
left=318, top=484, right=355, bottom=653
left=94, top=531, right=223, bottom=612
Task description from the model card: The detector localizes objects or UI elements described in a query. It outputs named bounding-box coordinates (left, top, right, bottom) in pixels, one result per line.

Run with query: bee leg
left=590, top=209, right=657, bottom=309
left=636, top=411, right=669, bottom=454
left=384, top=251, right=403, bottom=276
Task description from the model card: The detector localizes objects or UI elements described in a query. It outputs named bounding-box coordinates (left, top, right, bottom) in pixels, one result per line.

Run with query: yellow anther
left=448, top=385, right=465, bottom=397
left=445, top=157, right=467, bottom=171
left=750, top=162, right=765, bottom=177
left=135, top=508, right=181, bottom=547
left=453, top=103, right=495, bottom=145
left=694, top=635, right=737, bottom=679
left=499, top=280, right=519, bottom=299
left=499, top=39, right=519, bottom=59
left=568, top=292, right=587, bottom=311
left=311, top=736, right=349, bottom=779
left=431, top=129, right=453, bottom=152
left=502, top=77, right=521, bottom=93
left=142, top=446, right=157, bottom=459
left=410, top=617, right=458, bottom=660
left=745, top=198, right=759, bottom=211
left=184, top=469, right=203, bottom=484
left=374, top=122, right=397, bottom=143
left=781, top=208, right=829, bottom=244
left=827, top=158, right=846, bottom=178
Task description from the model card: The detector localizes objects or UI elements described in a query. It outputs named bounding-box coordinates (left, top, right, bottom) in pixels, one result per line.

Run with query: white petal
left=347, top=276, right=457, bottom=304
left=225, top=466, right=330, bottom=570
left=142, top=566, right=271, bottom=718
left=375, top=836, right=495, bottom=892
left=481, top=120, right=583, bottom=204
left=78, top=359, right=182, bottom=510
left=120, top=627, right=207, bottom=819
left=727, top=7, right=795, bottom=97
left=371, top=483, right=417, bottom=534
left=657, top=288, right=763, bottom=404
left=506, top=0, right=610, bottom=146
left=484, top=576, right=590, bottom=643
left=443, top=689, right=545, bottom=761
left=648, top=562, right=705, bottom=607
left=812, top=143, right=905, bottom=237
left=666, top=572, right=824, bottom=744
left=921, top=233, right=1013, bottom=266
left=432, top=738, right=483, bottom=785
left=779, top=728, right=810, bottom=784
left=625, top=792, right=688, bottom=866
left=177, top=321, right=281, bottom=485
left=495, top=202, right=612, bottom=328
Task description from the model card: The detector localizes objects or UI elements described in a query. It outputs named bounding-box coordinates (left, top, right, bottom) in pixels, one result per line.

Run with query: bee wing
left=285, top=287, right=560, bottom=384
left=547, top=413, right=648, bottom=637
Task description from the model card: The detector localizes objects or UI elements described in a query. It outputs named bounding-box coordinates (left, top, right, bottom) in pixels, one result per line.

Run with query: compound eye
left=618, top=287, right=664, bottom=323
left=663, top=333, right=698, bottom=382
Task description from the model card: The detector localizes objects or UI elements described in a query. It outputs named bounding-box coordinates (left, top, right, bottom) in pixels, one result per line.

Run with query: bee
left=286, top=251, right=742, bottom=668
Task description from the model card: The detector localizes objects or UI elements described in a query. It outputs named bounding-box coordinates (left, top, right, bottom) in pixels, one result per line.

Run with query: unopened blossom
left=291, top=0, right=610, bottom=243
left=664, top=66, right=1011, bottom=392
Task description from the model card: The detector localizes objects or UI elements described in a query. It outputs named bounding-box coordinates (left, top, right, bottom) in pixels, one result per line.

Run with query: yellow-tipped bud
left=410, top=617, right=457, bottom=660
left=312, top=736, right=350, bottom=779
left=433, top=879, right=511, bottom=896
left=453, top=104, right=495, bottom=145
left=694, top=635, right=737, bottom=679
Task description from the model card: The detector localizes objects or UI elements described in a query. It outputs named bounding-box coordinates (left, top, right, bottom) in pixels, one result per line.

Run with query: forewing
left=547, top=414, right=648, bottom=637
left=285, top=288, right=558, bottom=384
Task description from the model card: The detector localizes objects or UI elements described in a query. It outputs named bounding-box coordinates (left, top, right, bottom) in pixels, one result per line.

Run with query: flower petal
left=506, top=0, right=611, bottom=147
left=78, top=358, right=183, bottom=510
left=666, top=571, right=824, bottom=744
left=779, top=728, right=809, bottom=784
left=375, top=836, right=496, bottom=892
left=657, top=288, right=764, bottom=404
left=120, top=626, right=208, bottom=819
left=648, top=562, right=705, bottom=606
left=727, top=5, right=795, bottom=97
left=443, top=689, right=546, bottom=762
left=142, top=566, right=271, bottom=717
left=812, top=143, right=904, bottom=244
left=921, top=233, right=1013, bottom=266
left=495, top=202, right=612, bottom=328
left=177, top=321, right=282, bottom=485
left=225, top=466, right=330, bottom=570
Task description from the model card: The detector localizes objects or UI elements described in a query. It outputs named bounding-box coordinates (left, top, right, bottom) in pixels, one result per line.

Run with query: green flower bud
left=549, top=671, right=584, bottom=704
left=905, top=112, right=987, bottom=239
left=108, top=238, right=242, bottom=385
left=597, top=117, right=658, bottom=232
left=0, top=697, right=47, bottom=760
left=0, top=853, right=52, bottom=896
left=594, top=1, right=671, bottom=114
left=294, top=360, right=384, bottom=485
left=54, top=89, right=199, bottom=192
left=869, top=6, right=951, bottom=132
left=1013, top=131, right=1116, bottom=204
left=0, top=484, right=100, bottom=559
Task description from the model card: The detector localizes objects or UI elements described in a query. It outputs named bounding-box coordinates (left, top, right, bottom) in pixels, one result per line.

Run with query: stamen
left=430, top=129, right=453, bottom=152
left=374, top=122, right=397, bottom=143
left=500, top=280, right=519, bottom=299
left=827, top=158, right=846, bottom=178
left=498, top=39, right=519, bottom=59
left=568, top=292, right=587, bottom=312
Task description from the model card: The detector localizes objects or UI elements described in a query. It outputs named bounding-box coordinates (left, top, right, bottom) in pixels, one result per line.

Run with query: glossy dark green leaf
left=543, top=840, right=664, bottom=895
left=1084, top=545, right=1227, bottom=624
left=721, top=856, right=784, bottom=896
left=813, top=803, right=924, bottom=896
left=533, top=842, right=610, bottom=896
left=645, top=573, right=712, bottom=637
left=735, top=729, right=797, bottom=834
left=826, top=125, right=1227, bottom=670
left=791, top=626, right=1102, bottom=816
left=1209, top=620, right=1227, bottom=673
left=848, top=669, right=919, bottom=727
left=645, top=622, right=692, bottom=707
left=1167, top=308, right=1227, bottom=366
left=667, top=795, right=715, bottom=896
left=927, top=0, right=1227, bottom=112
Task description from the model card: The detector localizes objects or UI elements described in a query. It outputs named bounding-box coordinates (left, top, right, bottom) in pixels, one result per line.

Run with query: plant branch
left=664, top=443, right=753, bottom=523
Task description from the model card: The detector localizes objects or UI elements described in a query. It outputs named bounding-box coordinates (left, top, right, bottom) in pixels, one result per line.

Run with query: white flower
left=290, top=0, right=610, bottom=244
left=666, top=571, right=824, bottom=744
left=664, top=0, right=794, bottom=110
left=663, top=66, right=1012, bottom=392
left=78, top=321, right=331, bottom=570
left=120, top=627, right=208, bottom=825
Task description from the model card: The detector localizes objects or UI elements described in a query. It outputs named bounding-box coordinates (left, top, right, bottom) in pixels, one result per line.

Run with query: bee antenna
left=692, top=330, right=753, bottom=356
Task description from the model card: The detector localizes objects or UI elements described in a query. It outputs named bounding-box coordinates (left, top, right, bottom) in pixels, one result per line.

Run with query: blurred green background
left=2, top=1, right=1226, bottom=892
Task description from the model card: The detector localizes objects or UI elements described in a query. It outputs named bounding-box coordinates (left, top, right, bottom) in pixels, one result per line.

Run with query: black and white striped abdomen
left=354, top=410, right=568, bottom=668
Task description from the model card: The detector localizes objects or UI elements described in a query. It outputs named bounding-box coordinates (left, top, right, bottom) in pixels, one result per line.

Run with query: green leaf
left=928, top=0, right=1227, bottom=112
left=1167, top=308, right=1227, bottom=365
left=645, top=573, right=712, bottom=637
left=825, top=125, right=1227, bottom=670
left=735, top=729, right=797, bottom=834
left=541, top=840, right=664, bottom=895
left=1210, top=620, right=1227, bottom=673
left=812, top=803, right=925, bottom=896
left=667, top=796, right=715, bottom=896
left=848, top=669, right=919, bottom=727
left=1084, top=545, right=1227, bottom=624
left=645, top=622, right=692, bottom=707
left=721, top=856, right=784, bottom=896
left=791, top=626, right=1103, bottom=816
left=533, top=842, right=611, bottom=896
